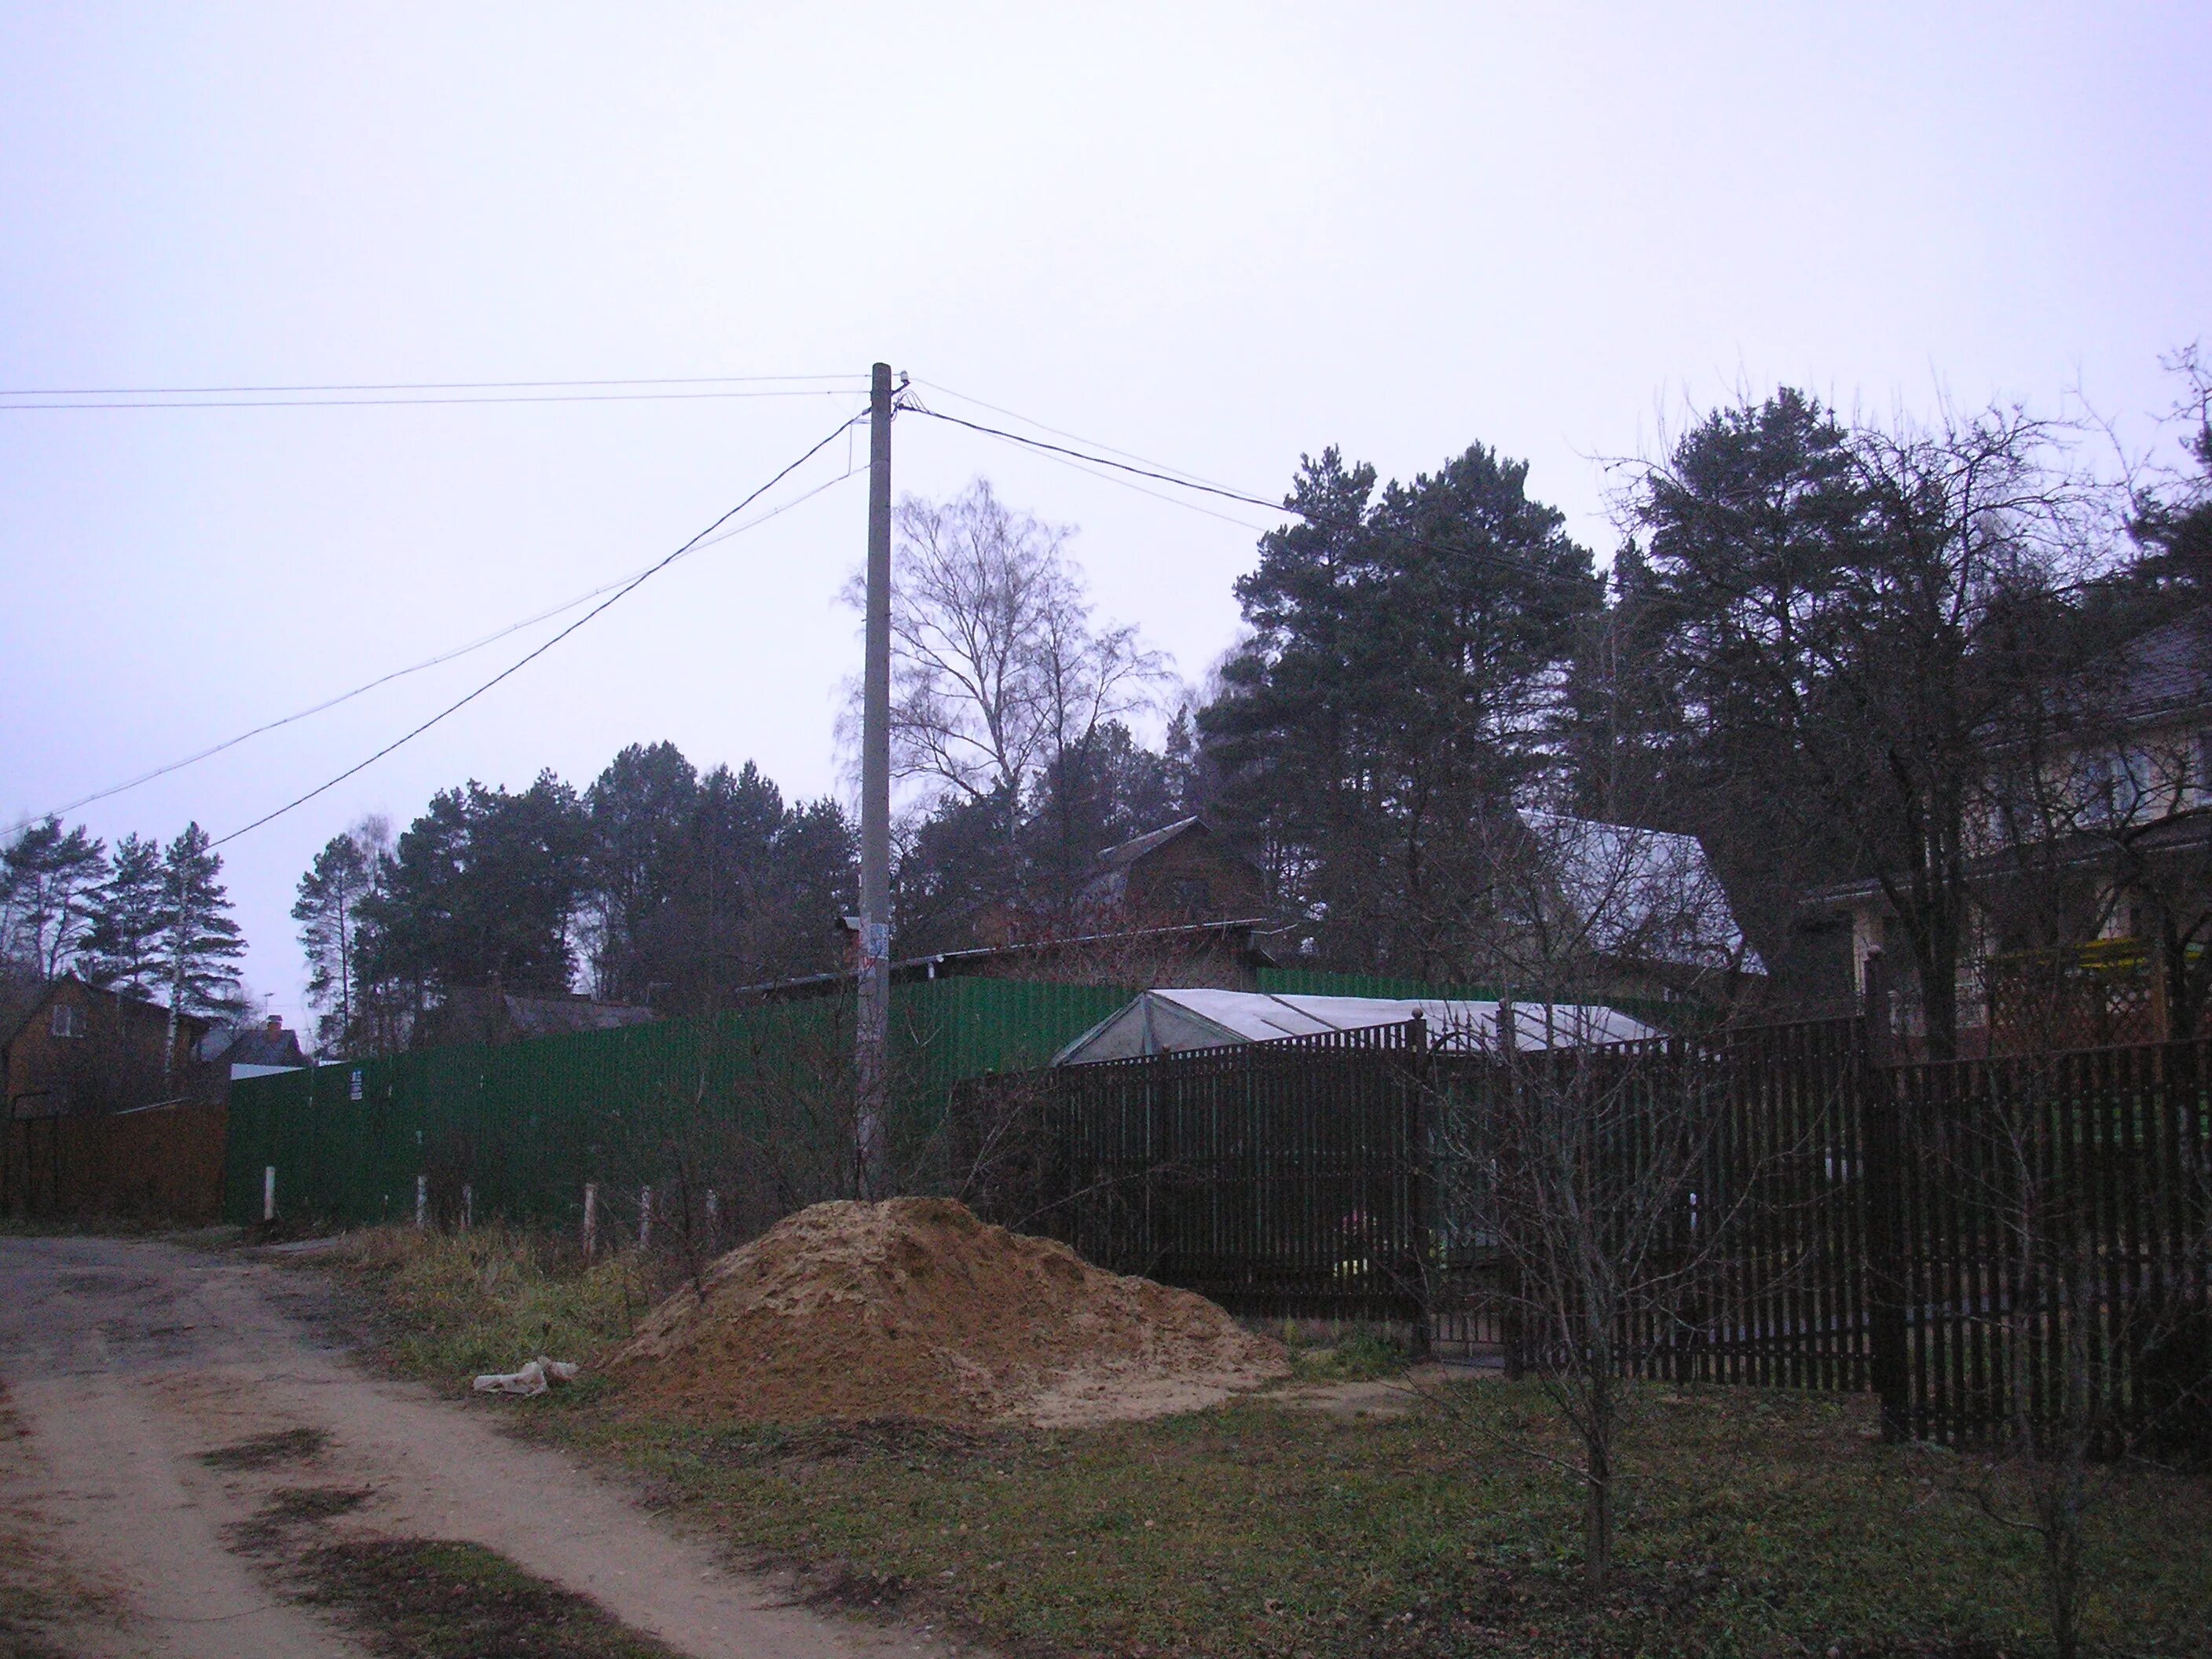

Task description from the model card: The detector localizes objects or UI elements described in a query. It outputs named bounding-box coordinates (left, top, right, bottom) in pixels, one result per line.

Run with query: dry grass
left=326, top=1224, right=661, bottom=1386
left=318, top=1225, right=2212, bottom=1658
left=198, top=1425, right=330, bottom=1471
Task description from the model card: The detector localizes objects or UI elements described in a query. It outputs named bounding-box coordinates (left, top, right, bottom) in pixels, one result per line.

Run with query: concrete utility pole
left=855, top=361, right=895, bottom=1194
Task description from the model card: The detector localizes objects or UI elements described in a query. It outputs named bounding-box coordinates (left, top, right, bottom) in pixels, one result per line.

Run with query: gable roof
left=1518, top=811, right=1760, bottom=974
left=2097, top=607, right=2212, bottom=727
left=1094, top=816, right=1208, bottom=873
left=2, top=974, right=212, bottom=1053
left=201, top=1023, right=309, bottom=1068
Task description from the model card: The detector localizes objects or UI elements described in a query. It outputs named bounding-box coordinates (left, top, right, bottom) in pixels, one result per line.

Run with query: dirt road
left=0, top=1234, right=947, bottom=1659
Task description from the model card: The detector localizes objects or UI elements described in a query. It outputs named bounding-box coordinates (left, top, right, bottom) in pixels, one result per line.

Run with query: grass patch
left=321, top=1225, right=655, bottom=1386
left=295, top=1538, right=682, bottom=1659
left=314, top=1225, right=2212, bottom=1658
left=228, top=1484, right=373, bottom=1555
left=199, top=1426, right=328, bottom=1471
left=1280, top=1323, right=1415, bottom=1382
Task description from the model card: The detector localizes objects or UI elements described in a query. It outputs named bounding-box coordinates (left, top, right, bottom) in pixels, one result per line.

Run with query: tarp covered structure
left=1051, top=988, right=1658, bottom=1065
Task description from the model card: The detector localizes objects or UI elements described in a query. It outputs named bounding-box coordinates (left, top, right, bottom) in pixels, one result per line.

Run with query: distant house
left=412, top=983, right=659, bottom=1050
left=1079, top=817, right=1269, bottom=927
left=2, top=976, right=222, bottom=1119
left=771, top=914, right=1284, bottom=1002
left=1053, top=988, right=1658, bottom=1064
left=1513, top=811, right=1762, bottom=1002
left=958, top=816, right=1272, bottom=952
left=1807, top=605, right=2212, bottom=1052
left=200, top=1015, right=309, bottom=1079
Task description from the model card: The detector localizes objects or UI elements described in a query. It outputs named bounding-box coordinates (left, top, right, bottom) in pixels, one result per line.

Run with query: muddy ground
left=0, top=1233, right=963, bottom=1659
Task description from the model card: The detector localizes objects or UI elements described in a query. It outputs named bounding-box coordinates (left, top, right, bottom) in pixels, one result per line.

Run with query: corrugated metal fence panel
left=909, top=978, right=1134, bottom=1086
left=222, top=978, right=1142, bottom=1229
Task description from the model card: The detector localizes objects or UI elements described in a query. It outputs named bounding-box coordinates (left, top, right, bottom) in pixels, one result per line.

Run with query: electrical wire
left=3, top=373, right=862, bottom=396
left=928, top=404, right=1270, bottom=533
left=910, top=376, right=1244, bottom=496
left=904, top=401, right=1610, bottom=598
left=207, top=412, right=867, bottom=848
left=2, top=388, right=862, bottom=412
left=35, top=463, right=860, bottom=824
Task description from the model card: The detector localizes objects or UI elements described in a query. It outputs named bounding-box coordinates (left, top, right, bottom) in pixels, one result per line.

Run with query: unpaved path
left=0, top=1235, right=954, bottom=1658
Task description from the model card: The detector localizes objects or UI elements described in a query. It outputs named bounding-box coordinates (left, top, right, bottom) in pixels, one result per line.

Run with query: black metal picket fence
left=952, top=1014, right=2211, bottom=1450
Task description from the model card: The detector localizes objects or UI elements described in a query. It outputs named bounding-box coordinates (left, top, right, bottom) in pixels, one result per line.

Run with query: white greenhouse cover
left=1051, top=989, right=1659, bottom=1066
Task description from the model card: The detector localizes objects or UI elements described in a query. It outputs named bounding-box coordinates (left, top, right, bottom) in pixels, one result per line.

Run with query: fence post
left=263, top=1165, right=276, bottom=1223
left=1403, top=1014, right=1433, bottom=1358
left=639, top=1185, right=654, bottom=1251
left=583, top=1181, right=599, bottom=1260
left=705, top=1188, right=720, bottom=1244
left=461, top=1184, right=473, bottom=1233
left=1859, top=972, right=1912, bottom=1441
left=1862, top=950, right=1892, bottom=1068
left=415, top=1173, right=428, bottom=1229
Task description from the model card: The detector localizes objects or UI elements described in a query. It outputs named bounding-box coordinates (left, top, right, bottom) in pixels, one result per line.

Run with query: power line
left=2, top=387, right=864, bottom=412
left=208, top=412, right=867, bottom=849
left=910, top=376, right=1245, bottom=496
left=36, top=463, right=860, bottom=824
left=940, top=411, right=1271, bottom=533
left=905, top=400, right=1610, bottom=598
left=2, top=372, right=862, bottom=396
left=907, top=405, right=1288, bottom=516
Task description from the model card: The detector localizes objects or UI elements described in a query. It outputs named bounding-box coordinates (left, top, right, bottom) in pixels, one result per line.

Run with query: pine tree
left=159, top=823, right=247, bottom=1023
left=82, top=833, right=167, bottom=997
left=0, top=819, right=108, bottom=980
left=293, top=826, right=381, bottom=1053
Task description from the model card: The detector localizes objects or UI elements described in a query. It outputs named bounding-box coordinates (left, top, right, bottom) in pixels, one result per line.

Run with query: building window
left=1170, top=877, right=1211, bottom=916
left=49, top=1003, right=84, bottom=1038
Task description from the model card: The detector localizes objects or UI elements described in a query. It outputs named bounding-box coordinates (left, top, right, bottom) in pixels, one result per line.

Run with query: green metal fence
left=222, top=977, right=1133, bottom=1229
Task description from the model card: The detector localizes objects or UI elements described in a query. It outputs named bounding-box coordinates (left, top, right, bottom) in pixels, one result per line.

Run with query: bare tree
left=1423, top=815, right=1819, bottom=1592
left=1618, top=393, right=2120, bottom=1056
left=1898, top=1022, right=2212, bottom=1659
left=843, top=478, right=1170, bottom=816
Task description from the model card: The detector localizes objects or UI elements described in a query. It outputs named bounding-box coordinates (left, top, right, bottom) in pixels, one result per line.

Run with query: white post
left=639, top=1185, right=654, bottom=1252
left=582, top=1181, right=599, bottom=1260
left=461, top=1184, right=473, bottom=1232
left=705, top=1188, right=720, bottom=1242
left=262, top=1165, right=276, bottom=1223
left=415, top=1174, right=428, bottom=1229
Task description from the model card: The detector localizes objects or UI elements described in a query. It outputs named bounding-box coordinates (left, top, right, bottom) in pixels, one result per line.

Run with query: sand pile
left=610, top=1198, right=1286, bottom=1426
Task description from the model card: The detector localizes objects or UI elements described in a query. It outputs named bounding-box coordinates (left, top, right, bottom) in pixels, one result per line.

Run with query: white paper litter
left=471, top=1356, right=582, bottom=1397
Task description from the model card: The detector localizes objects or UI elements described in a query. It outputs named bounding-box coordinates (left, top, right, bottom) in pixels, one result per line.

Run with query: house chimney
left=266, top=1014, right=283, bottom=1037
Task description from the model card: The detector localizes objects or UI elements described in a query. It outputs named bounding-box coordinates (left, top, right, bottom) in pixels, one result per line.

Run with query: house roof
left=1094, top=816, right=1207, bottom=873
left=1808, top=806, right=2212, bottom=911
left=1518, top=811, right=1760, bottom=974
left=200, top=1023, right=309, bottom=1068
left=489, top=991, right=657, bottom=1038
left=738, top=916, right=1282, bottom=1002
left=2095, top=607, right=2212, bottom=727
left=1052, top=988, right=1659, bottom=1064
left=2, top=975, right=212, bottom=1053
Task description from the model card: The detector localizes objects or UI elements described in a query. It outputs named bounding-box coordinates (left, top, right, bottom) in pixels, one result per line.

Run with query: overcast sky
left=2, top=3, right=2206, bottom=1034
